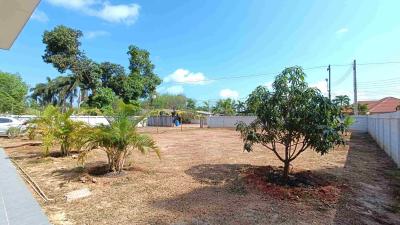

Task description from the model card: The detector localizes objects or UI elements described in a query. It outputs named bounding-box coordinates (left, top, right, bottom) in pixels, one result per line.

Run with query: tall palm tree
left=31, top=77, right=59, bottom=107
left=235, top=100, right=246, bottom=114
left=333, top=95, right=350, bottom=108
left=213, top=99, right=236, bottom=115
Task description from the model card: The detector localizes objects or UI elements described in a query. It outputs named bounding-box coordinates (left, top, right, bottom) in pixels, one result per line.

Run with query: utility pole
left=353, top=59, right=358, bottom=115
left=327, top=65, right=331, bottom=100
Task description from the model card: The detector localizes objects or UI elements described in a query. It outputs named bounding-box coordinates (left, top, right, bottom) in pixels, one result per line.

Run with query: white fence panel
left=147, top=116, right=174, bottom=127
left=6, top=115, right=110, bottom=126
left=367, top=112, right=400, bottom=167
left=349, top=115, right=368, bottom=132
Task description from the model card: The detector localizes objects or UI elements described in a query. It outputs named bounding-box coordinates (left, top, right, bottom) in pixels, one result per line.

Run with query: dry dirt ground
left=1, top=127, right=400, bottom=225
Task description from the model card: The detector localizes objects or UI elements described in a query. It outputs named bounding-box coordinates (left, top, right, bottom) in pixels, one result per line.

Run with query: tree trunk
left=283, top=160, right=290, bottom=181
left=108, top=151, right=125, bottom=173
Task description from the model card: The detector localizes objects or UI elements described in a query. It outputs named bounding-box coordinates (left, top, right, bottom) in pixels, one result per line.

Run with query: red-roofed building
left=359, top=97, right=400, bottom=114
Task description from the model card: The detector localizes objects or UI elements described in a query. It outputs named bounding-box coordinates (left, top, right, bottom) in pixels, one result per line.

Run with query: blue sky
left=1, top=0, right=400, bottom=104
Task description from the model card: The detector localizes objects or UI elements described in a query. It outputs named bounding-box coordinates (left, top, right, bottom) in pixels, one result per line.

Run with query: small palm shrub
left=7, top=127, right=22, bottom=139
left=29, top=105, right=89, bottom=156
left=79, top=101, right=160, bottom=173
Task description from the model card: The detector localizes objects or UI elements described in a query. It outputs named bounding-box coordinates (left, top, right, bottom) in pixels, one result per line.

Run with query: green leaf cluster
left=0, top=71, right=28, bottom=114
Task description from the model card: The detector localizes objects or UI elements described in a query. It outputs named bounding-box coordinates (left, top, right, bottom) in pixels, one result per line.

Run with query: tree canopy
left=0, top=71, right=28, bottom=114
left=32, top=25, right=162, bottom=111
left=42, top=25, right=83, bottom=73
left=127, top=45, right=162, bottom=99
left=237, top=66, right=344, bottom=180
left=213, top=98, right=236, bottom=115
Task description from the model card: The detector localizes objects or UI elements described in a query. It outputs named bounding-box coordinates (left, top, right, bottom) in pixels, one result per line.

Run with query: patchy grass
left=1, top=128, right=399, bottom=225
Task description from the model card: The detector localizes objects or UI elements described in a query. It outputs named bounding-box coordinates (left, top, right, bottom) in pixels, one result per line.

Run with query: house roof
left=0, top=0, right=40, bottom=50
left=359, top=97, right=400, bottom=113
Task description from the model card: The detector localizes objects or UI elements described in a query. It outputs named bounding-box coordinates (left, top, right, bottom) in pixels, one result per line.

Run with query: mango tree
left=237, top=67, right=344, bottom=181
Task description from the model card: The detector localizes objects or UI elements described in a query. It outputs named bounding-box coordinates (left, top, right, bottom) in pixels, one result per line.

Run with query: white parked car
left=0, top=117, right=25, bottom=137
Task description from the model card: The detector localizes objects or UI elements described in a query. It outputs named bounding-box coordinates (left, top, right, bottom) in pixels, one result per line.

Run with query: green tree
left=79, top=101, right=160, bottom=173
left=333, top=95, right=351, bottom=108
left=246, top=86, right=265, bottom=114
left=197, top=101, right=210, bottom=112
left=235, top=100, right=246, bottom=114
left=186, top=98, right=196, bottom=110
left=42, top=26, right=102, bottom=107
left=0, top=71, right=28, bottom=114
left=87, top=87, right=117, bottom=111
left=74, top=57, right=102, bottom=103
left=127, top=45, right=162, bottom=99
left=99, top=62, right=126, bottom=89
left=358, top=103, right=368, bottom=115
left=213, top=98, right=236, bottom=115
left=147, top=94, right=188, bottom=110
left=42, top=25, right=83, bottom=73
left=236, top=67, right=344, bottom=181
left=30, top=76, right=78, bottom=110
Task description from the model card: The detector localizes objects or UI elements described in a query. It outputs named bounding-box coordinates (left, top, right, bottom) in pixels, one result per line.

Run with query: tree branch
left=262, top=142, right=285, bottom=162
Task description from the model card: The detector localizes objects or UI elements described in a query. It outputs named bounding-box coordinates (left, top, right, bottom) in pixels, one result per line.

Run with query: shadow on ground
left=333, top=132, right=400, bottom=225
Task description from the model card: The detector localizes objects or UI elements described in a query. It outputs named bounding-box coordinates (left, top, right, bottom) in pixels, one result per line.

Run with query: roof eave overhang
left=0, top=0, right=41, bottom=50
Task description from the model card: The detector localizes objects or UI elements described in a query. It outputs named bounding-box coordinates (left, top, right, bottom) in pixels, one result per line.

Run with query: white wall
left=351, top=112, right=400, bottom=167
left=349, top=115, right=368, bottom=132
left=367, top=112, right=400, bottom=167
left=7, top=115, right=110, bottom=126
left=207, top=116, right=256, bottom=128
left=6, top=115, right=150, bottom=127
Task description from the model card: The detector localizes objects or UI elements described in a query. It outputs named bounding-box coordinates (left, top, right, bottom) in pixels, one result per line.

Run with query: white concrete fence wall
left=351, top=112, right=400, bottom=167
left=6, top=115, right=147, bottom=127
left=366, top=112, right=400, bottom=167
left=7, top=115, right=110, bottom=126
left=207, top=116, right=257, bottom=128
left=349, top=115, right=368, bottom=132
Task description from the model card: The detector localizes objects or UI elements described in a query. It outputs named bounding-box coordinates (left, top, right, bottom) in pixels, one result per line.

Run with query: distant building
left=358, top=97, right=400, bottom=114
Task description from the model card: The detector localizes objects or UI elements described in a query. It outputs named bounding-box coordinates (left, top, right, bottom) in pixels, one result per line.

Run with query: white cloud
left=219, top=89, right=239, bottom=99
left=336, top=27, right=349, bottom=34
left=166, top=85, right=184, bottom=95
left=31, top=10, right=49, bottom=23
left=84, top=30, right=110, bottom=39
left=46, top=0, right=140, bottom=25
left=47, top=0, right=96, bottom=9
left=164, top=69, right=207, bottom=85
left=95, top=3, right=140, bottom=25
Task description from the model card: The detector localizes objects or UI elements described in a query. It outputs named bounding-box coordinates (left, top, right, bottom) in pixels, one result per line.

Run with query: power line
left=358, top=83, right=400, bottom=88
left=358, top=77, right=400, bottom=84
left=332, top=65, right=352, bottom=86
left=168, top=60, right=400, bottom=85
left=357, top=61, right=400, bottom=66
